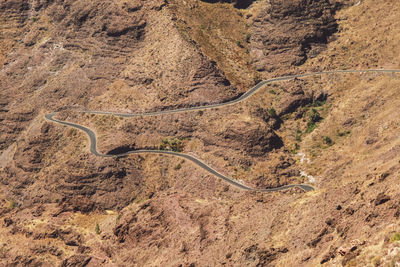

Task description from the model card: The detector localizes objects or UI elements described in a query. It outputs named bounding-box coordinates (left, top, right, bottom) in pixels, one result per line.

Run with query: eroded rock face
left=0, top=0, right=236, bottom=212
left=2, top=0, right=399, bottom=265
left=197, top=119, right=283, bottom=157
left=0, top=0, right=150, bottom=152
left=220, top=121, right=283, bottom=156
left=61, top=255, right=92, bottom=267
left=250, top=0, right=340, bottom=72
left=44, top=0, right=147, bottom=49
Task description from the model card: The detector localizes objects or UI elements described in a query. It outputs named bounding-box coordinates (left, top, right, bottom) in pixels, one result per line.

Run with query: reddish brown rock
left=250, top=0, right=340, bottom=72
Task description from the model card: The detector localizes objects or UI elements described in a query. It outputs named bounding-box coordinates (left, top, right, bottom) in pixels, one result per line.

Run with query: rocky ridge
left=250, top=0, right=341, bottom=72
left=0, top=0, right=400, bottom=266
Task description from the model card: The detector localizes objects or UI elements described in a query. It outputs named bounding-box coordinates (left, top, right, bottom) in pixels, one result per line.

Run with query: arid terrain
left=1, top=0, right=400, bottom=266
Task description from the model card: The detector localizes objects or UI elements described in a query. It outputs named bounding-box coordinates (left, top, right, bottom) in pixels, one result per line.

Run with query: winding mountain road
left=45, top=69, right=400, bottom=193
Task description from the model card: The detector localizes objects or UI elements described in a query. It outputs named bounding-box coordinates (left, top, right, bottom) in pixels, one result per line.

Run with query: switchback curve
left=45, top=69, right=400, bottom=193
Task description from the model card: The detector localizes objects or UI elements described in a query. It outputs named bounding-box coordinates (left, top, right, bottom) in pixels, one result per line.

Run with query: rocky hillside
left=1, top=0, right=400, bottom=266
left=250, top=0, right=340, bottom=72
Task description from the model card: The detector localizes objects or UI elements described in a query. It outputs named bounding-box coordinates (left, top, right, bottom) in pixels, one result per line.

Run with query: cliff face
left=1, top=0, right=400, bottom=265
left=250, top=0, right=340, bottom=72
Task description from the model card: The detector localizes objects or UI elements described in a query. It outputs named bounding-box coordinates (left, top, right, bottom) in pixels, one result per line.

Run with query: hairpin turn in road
left=45, top=69, right=400, bottom=193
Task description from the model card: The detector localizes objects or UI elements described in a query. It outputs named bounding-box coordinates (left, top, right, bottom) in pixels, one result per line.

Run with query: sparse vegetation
left=31, top=17, right=39, bottom=22
left=337, top=130, right=351, bottom=137
left=309, top=108, right=322, bottom=123
left=290, top=143, right=300, bottom=154
left=92, top=114, right=120, bottom=131
left=322, top=136, right=333, bottom=146
left=281, top=113, right=291, bottom=121
left=390, top=232, right=400, bottom=243
left=306, top=121, right=317, bottom=133
left=245, top=33, right=251, bottom=43
left=159, top=138, right=184, bottom=152
left=9, top=200, right=16, bottom=209
left=295, top=129, right=302, bottom=142
left=0, top=0, right=398, bottom=264
left=170, top=0, right=255, bottom=88
left=390, top=254, right=400, bottom=267
left=305, top=108, right=322, bottom=133
left=312, top=100, right=326, bottom=107
left=95, top=223, right=100, bottom=235
left=268, top=107, right=277, bottom=117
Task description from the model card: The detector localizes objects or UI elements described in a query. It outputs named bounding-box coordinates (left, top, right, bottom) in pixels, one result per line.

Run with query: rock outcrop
left=1, top=0, right=400, bottom=266
left=250, top=0, right=340, bottom=72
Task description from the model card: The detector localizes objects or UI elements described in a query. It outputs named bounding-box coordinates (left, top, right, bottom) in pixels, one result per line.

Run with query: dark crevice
left=107, top=145, right=136, bottom=155
left=200, top=0, right=255, bottom=9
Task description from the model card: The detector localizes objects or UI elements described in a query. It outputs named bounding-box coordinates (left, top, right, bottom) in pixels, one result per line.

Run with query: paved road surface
left=45, top=69, right=400, bottom=193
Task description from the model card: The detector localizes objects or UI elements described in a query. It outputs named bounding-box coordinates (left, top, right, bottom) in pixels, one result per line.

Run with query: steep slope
left=0, top=0, right=400, bottom=266
left=0, top=0, right=238, bottom=210
left=250, top=0, right=340, bottom=73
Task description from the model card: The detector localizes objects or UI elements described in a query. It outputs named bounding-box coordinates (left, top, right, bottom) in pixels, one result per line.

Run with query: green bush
left=159, top=138, right=184, bottom=152
left=95, top=223, right=100, bottom=235
left=390, top=232, right=400, bottom=242
left=323, top=136, right=333, bottom=146
left=305, top=109, right=322, bottom=133
left=312, top=100, right=326, bottom=107
left=337, top=130, right=351, bottom=137
left=9, top=200, right=16, bottom=209
left=268, top=108, right=277, bottom=117
left=309, top=108, right=322, bottom=123
left=305, top=121, right=317, bottom=133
